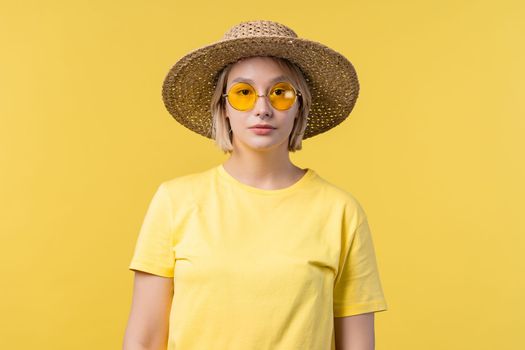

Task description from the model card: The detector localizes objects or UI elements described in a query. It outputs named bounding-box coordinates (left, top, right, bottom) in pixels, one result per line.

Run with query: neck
left=222, top=140, right=305, bottom=189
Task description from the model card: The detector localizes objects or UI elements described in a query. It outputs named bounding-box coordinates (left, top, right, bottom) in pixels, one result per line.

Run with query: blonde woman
left=123, top=20, right=388, bottom=350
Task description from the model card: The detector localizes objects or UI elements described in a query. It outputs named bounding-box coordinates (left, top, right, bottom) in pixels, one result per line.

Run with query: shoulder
left=162, top=167, right=213, bottom=190
left=156, top=166, right=215, bottom=206
left=313, top=172, right=368, bottom=220
left=314, top=173, right=362, bottom=205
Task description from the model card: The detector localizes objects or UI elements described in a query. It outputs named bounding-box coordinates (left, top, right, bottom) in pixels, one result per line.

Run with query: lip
left=250, top=127, right=274, bottom=135
left=249, top=124, right=276, bottom=129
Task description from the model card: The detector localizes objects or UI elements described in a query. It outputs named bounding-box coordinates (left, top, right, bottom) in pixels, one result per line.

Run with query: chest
left=172, top=198, right=343, bottom=294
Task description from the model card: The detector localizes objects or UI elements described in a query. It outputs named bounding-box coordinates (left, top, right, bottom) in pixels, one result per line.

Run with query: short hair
left=210, top=56, right=312, bottom=154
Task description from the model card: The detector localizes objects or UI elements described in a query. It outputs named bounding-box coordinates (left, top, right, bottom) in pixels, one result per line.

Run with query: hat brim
left=161, top=36, right=360, bottom=140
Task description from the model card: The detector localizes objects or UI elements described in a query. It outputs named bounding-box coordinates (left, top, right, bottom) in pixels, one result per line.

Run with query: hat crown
left=221, top=20, right=298, bottom=41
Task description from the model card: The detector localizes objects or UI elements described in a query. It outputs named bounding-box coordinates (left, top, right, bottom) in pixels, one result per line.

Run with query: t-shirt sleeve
left=333, top=202, right=388, bottom=317
left=128, top=182, right=175, bottom=278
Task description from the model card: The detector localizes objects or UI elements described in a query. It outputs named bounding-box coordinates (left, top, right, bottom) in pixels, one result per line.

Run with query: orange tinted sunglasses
left=222, top=81, right=301, bottom=111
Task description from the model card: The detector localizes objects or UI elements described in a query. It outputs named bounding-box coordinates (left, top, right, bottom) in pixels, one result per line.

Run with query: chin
left=249, top=139, right=290, bottom=152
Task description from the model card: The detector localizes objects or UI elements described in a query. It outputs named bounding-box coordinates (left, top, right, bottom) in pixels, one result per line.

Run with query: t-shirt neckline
left=216, top=163, right=316, bottom=195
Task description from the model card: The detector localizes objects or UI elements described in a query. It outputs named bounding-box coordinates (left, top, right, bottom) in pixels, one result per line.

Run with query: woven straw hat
left=161, top=20, right=360, bottom=140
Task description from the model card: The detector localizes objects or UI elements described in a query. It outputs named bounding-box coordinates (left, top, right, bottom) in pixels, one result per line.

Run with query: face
left=224, top=56, right=300, bottom=153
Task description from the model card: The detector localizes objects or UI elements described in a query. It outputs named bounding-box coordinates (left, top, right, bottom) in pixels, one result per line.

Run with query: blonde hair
left=210, top=56, right=312, bottom=154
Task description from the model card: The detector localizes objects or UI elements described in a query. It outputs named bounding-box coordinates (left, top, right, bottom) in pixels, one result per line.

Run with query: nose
left=254, top=94, right=272, bottom=119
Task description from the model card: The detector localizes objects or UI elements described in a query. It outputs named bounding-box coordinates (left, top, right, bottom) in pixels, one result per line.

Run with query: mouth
left=249, top=125, right=276, bottom=129
left=250, top=126, right=275, bottom=135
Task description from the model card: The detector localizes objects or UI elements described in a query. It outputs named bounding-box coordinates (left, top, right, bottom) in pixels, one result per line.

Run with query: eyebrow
left=230, top=75, right=291, bottom=85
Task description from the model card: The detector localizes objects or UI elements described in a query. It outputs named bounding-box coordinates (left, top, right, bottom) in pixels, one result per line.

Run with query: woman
left=123, top=20, right=388, bottom=350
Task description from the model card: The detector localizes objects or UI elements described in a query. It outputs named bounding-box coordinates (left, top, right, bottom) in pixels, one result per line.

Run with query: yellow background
left=1, top=0, right=524, bottom=349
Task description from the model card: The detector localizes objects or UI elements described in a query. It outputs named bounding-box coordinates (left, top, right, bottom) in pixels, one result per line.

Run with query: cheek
left=225, top=110, right=247, bottom=128
left=287, top=107, right=300, bottom=124
left=287, top=103, right=300, bottom=119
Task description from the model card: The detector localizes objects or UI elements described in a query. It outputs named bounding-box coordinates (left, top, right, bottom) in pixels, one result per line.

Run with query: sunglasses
left=222, top=81, right=302, bottom=111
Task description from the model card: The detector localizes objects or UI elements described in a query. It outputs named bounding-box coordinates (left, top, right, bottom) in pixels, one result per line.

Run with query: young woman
left=123, top=20, right=387, bottom=350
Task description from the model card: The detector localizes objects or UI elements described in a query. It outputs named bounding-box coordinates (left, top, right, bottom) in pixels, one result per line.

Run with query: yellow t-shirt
left=129, top=164, right=387, bottom=350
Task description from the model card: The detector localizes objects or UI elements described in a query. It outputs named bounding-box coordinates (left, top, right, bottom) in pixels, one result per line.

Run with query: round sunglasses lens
left=227, top=82, right=256, bottom=111
left=269, top=82, right=297, bottom=110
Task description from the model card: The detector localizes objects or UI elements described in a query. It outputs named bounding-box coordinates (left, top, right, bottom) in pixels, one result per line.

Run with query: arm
left=123, top=270, right=174, bottom=350
left=334, top=312, right=375, bottom=350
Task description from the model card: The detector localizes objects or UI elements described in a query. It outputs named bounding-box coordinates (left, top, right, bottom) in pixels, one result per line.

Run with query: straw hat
left=161, top=20, right=360, bottom=140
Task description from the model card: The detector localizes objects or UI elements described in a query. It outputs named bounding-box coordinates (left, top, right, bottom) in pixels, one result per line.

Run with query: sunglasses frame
left=222, top=81, right=302, bottom=111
